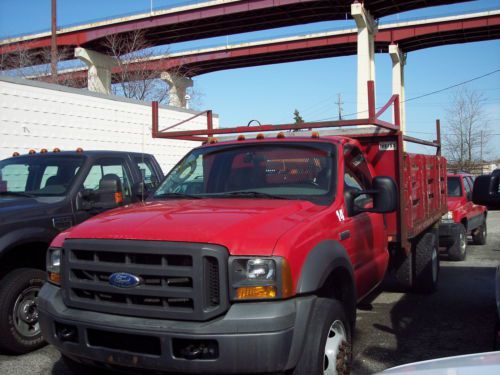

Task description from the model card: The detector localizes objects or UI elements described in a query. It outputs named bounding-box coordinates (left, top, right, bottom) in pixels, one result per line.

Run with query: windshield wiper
left=0, top=191, right=36, bottom=198
left=154, top=192, right=202, bottom=199
left=221, top=191, right=287, bottom=199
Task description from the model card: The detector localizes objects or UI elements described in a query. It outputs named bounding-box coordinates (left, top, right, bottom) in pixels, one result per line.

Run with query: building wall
left=0, top=76, right=218, bottom=173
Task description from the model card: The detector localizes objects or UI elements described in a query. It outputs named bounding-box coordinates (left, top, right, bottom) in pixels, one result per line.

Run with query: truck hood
left=65, top=199, right=325, bottom=255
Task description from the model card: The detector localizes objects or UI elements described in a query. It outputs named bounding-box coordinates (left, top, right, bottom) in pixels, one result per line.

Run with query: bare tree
left=443, top=87, right=491, bottom=172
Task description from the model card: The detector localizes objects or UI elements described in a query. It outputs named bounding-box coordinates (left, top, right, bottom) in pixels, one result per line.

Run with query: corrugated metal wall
left=0, top=76, right=218, bottom=174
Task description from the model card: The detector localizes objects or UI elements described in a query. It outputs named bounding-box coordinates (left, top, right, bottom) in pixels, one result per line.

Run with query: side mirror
left=347, top=176, right=397, bottom=215
left=80, top=176, right=124, bottom=211
left=133, top=181, right=149, bottom=200
left=472, top=175, right=499, bottom=206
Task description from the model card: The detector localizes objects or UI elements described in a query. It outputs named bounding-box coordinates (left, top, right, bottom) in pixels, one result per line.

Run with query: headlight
left=229, top=257, right=293, bottom=301
left=46, top=248, right=61, bottom=285
left=441, top=211, right=454, bottom=222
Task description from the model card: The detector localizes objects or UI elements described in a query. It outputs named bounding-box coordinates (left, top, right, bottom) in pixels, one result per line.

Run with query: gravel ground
left=1, top=211, right=499, bottom=375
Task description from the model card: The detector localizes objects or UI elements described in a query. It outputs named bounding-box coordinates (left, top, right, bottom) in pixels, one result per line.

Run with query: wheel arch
left=296, top=240, right=357, bottom=325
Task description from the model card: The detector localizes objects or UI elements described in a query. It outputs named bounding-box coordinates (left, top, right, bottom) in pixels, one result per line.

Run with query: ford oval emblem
left=109, top=272, right=141, bottom=288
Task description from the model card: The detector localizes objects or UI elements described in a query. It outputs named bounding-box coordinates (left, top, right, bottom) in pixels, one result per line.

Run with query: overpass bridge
left=0, top=0, right=471, bottom=63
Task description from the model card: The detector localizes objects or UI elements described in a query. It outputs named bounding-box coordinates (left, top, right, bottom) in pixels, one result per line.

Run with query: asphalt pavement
left=1, top=211, right=499, bottom=375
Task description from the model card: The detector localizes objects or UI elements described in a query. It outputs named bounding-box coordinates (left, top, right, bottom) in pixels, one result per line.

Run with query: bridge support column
left=352, top=2, right=377, bottom=118
left=161, top=72, right=193, bottom=108
left=75, top=47, right=117, bottom=94
left=389, top=44, right=406, bottom=135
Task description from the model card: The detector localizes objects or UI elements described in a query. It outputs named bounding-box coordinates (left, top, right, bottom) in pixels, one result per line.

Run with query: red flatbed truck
left=38, top=83, right=447, bottom=374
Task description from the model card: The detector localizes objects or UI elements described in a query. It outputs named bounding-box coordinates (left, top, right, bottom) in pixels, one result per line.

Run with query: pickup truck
left=439, top=173, right=487, bottom=261
left=0, top=149, right=163, bottom=354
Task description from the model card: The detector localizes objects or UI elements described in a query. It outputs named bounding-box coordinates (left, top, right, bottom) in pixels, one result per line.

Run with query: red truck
left=439, top=173, right=487, bottom=261
left=38, top=86, right=447, bottom=374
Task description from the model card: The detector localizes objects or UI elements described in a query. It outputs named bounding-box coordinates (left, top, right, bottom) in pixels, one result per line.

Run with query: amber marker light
left=48, top=272, right=61, bottom=284
left=237, top=135, right=246, bottom=141
left=311, top=131, right=320, bottom=139
left=76, top=147, right=84, bottom=153
left=208, top=137, right=218, bottom=144
left=277, top=132, right=285, bottom=139
left=28, top=149, right=36, bottom=154
left=115, top=192, right=124, bottom=204
left=256, top=133, right=264, bottom=140
left=40, top=148, right=48, bottom=153
left=12, top=152, right=20, bottom=157
left=236, top=286, right=277, bottom=300
left=53, top=148, right=61, bottom=152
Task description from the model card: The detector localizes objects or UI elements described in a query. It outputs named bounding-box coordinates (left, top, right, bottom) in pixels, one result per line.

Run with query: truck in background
left=0, top=150, right=163, bottom=353
left=473, top=169, right=500, bottom=210
left=38, top=85, right=448, bottom=374
left=439, top=173, right=487, bottom=261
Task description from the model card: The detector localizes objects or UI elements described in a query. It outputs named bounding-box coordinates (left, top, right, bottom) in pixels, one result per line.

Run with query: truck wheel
left=293, top=298, right=351, bottom=375
left=0, top=268, right=46, bottom=354
left=448, top=224, right=467, bottom=261
left=413, top=232, right=439, bottom=293
left=472, top=221, right=487, bottom=245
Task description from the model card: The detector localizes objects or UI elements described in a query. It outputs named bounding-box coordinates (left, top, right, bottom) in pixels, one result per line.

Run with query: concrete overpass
left=0, top=0, right=472, bottom=63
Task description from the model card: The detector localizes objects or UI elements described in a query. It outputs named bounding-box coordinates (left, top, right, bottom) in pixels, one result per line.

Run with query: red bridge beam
left=0, top=0, right=471, bottom=60
left=44, top=11, right=500, bottom=86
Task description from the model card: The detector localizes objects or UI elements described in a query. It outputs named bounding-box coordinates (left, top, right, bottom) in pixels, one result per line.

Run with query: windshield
left=0, top=155, right=85, bottom=197
left=154, top=142, right=337, bottom=205
left=447, top=177, right=462, bottom=197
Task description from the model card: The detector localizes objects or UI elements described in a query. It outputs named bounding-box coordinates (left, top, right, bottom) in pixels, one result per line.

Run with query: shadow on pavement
left=352, top=265, right=497, bottom=375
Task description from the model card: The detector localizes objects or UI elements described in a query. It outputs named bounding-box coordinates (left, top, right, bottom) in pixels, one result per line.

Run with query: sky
left=0, top=0, right=499, bottom=158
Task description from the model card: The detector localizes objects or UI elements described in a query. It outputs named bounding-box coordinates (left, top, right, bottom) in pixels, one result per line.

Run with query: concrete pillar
left=161, top=72, right=193, bottom=108
left=351, top=2, right=377, bottom=118
left=389, top=44, right=406, bottom=134
left=75, top=47, right=117, bottom=94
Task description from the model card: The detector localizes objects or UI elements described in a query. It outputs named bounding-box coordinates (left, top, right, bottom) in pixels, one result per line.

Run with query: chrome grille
left=61, top=239, right=228, bottom=321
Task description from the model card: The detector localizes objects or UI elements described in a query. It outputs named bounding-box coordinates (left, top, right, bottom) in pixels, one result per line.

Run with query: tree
left=443, top=88, right=491, bottom=172
left=293, top=109, right=304, bottom=124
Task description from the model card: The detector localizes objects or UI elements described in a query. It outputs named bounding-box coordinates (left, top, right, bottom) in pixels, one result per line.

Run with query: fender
left=296, top=239, right=355, bottom=295
left=0, top=227, right=55, bottom=259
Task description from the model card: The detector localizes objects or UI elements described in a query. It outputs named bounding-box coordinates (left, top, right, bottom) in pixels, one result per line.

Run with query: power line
left=312, top=68, right=500, bottom=122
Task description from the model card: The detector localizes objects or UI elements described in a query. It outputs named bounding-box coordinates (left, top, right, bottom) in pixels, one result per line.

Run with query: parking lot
left=1, top=211, right=499, bottom=375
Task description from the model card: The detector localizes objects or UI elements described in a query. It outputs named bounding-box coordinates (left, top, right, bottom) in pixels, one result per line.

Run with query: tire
left=0, top=268, right=46, bottom=354
left=472, top=220, right=487, bottom=245
left=448, top=224, right=467, bottom=261
left=394, top=250, right=412, bottom=291
left=293, top=298, right=351, bottom=375
left=413, top=232, right=439, bottom=293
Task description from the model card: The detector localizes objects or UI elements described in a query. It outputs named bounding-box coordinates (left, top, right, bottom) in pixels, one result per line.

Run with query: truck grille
left=61, top=239, right=229, bottom=321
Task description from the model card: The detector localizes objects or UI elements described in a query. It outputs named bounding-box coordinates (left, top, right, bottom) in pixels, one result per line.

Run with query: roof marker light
left=311, top=131, right=320, bottom=139
left=208, top=137, right=218, bottom=144
left=53, top=148, right=61, bottom=152
left=12, top=152, right=20, bottom=157
left=256, top=133, right=264, bottom=140
left=76, top=147, right=84, bottom=153
left=237, top=135, right=246, bottom=141
left=40, top=148, right=48, bottom=153
left=277, top=132, right=285, bottom=139
left=28, top=149, right=36, bottom=155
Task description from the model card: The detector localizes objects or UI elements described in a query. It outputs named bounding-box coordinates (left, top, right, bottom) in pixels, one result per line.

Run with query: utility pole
left=51, top=0, right=57, bottom=81
left=336, top=93, right=344, bottom=120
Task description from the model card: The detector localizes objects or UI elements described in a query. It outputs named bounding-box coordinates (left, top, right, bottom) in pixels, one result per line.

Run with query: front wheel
left=293, top=298, right=351, bottom=375
left=447, top=224, right=467, bottom=261
left=0, top=268, right=46, bottom=354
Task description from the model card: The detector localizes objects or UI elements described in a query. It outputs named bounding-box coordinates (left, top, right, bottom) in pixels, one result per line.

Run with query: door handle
left=339, top=230, right=351, bottom=241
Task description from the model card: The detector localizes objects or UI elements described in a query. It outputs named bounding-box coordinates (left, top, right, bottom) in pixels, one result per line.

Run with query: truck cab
left=439, top=173, right=487, bottom=261
left=0, top=150, right=163, bottom=354
left=37, top=127, right=447, bottom=374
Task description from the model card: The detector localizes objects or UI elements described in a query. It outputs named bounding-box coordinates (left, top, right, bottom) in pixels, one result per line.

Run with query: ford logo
left=108, top=273, right=141, bottom=288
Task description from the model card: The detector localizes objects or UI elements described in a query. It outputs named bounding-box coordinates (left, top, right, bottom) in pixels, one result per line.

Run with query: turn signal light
left=115, top=192, right=123, bottom=204
left=236, top=286, right=276, bottom=299
left=48, top=272, right=61, bottom=284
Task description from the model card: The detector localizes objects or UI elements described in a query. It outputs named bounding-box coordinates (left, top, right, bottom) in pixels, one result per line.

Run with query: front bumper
left=38, top=283, right=315, bottom=374
left=438, top=222, right=460, bottom=246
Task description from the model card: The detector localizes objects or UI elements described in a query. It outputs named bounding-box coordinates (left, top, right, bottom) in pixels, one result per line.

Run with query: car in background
left=439, top=173, right=487, bottom=261
left=0, top=149, right=163, bottom=354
